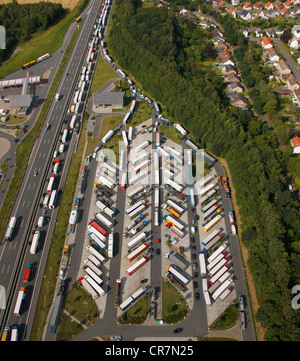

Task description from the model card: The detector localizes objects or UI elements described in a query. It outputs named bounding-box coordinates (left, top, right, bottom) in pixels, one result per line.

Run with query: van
left=191, top=226, right=196, bottom=235
left=59, top=144, right=65, bottom=153
left=53, top=150, right=58, bottom=158
left=38, top=216, right=45, bottom=228
left=55, top=93, right=60, bottom=101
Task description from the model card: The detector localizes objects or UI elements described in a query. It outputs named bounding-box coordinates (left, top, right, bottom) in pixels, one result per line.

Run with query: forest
left=0, top=0, right=66, bottom=64
left=107, top=0, right=300, bottom=340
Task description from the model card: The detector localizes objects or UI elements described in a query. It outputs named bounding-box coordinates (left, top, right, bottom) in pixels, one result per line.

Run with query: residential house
left=277, top=59, right=292, bottom=76
left=225, top=73, right=241, bottom=83
left=290, top=6, right=300, bottom=15
left=257, top=10, right=268, bottom=18
left=253, top=1, right=262, bottom=9
left=226, top=92, right=248, bottom=108
left=219, top=49, right=231, bottom=58
left=286, top=73, right=300, bottom=91
left=228, top=8, right=237, bottom=17
left=293, top=88, right=300, bottom=105
left=222, top=64, right=237, bottom=75
left=266, top=28, right=276, bottom=37
left=289, top=37, right=300, bottom=49
left=290, top=136, right=300, bottom=154
left=216, top=39, right=228, bottom=51
left=228, top=81, right=244, bottom=92
left=265, top=47, right=280, bottom=62
left=241, top=10, right=252, bottom=20
left=284, top=0, right=292, bottom=8
left=292, top=25, right=300, bottom=38
left=265, top=1, right=274, bottom=9
left=267, top=8, right=279, bottom=17
left=255, top=28, right=264, bottom=37
left=260, top=36, right=273, bottom=49
left=243, top=1, right=253, bottom=9
left=280, top=6, right=290, bottom=16
left=221, top=56, right=235, bottom=66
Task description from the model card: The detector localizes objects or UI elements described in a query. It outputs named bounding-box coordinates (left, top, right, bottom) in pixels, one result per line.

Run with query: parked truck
left=23, top=263, right=32, bottom=283
left=114, top=279, right=122, bottom=308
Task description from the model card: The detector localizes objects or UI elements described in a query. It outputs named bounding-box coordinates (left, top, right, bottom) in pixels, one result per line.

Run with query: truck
left=128, top=204, right=147, bottom=220
left=49, top=280, right=65, bottom=334
left=117, top=68, right=126, bottom=78
left=38, top=216, right=45, bottom=228
left=94, top=212, right=113, bottom=228
left=30, top=231, right=40, bottom=254
left=84, top=275, right=105, bottom=296
left=207, top=244, right=227, bottom=264
left=166, top=179, right=183, bottom=193
left=55, top=93, right=60, bottom=101
left=184, top=138, right=198, bottom=152
left=222, top=177, right=228, bottom=188
left=129, top=171, right=148, bottom=185
left=89, top=220, right=108, bottom=237
left=166, top=265, right=188, bottom=286
left=61, top=128, right=69, bottom=143
left=166, top=199, right=184, bottom=214
left=102, top=129, right=114, bottom=144
left=1, top=327, right=10, bottom=341
left=174, top=123, right=187, bottom=136
left=79, top=277, right=99, bottom=300
left=135, top=141, right=150, bottom=153
left=127, top=231, right=149, bottom=249
left=10, top=325, right=18, bottom=341
left=23, top=263, right=32, bottom=283
left=224, top=187, right=230, bottom=200
left=86, top=245, right=105, bottom=263
left=167, top=206, right=180, bottom=218
left=126, top=256, right=149, bottom=275
left=84, top=266, right=103, bottom=285
left=59, top=144, right=65, bottom=153
left=126, top=243, right=149, bottom=262
left=228, top=210, right=234, bottom=224
left=164, top=215, right=185, bottom=231
left=47, top=175, right=55, bottom=193
left=53, top=160, right=60, bottom=175
left=14, top=287, right=26, bottom=316
left=114, top=279, right=122, bottom=308
left=202, top=215, right=222, bottom=232
left=212, top=279, right=232, bottom=300
left=199, top=252, right=206, bottom=276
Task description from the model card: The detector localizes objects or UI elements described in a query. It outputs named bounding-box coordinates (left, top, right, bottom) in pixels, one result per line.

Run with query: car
left=194, top=272, right=198, bottom=278
left=150, top=288, right=155, bottom=301
left=193, top=262, right=197, bottom=270
left=193, top=281, right=198, bottom=289
left=140, top=278, right=148, bottom=283
left=192, top=253, right=196, bottom=260
left=156, top=249, right=160, bottom=255
left=33, top=224, right=38, bottom=230
left=116, top=335, right=122, bottom=341
left=156, top=238, right=160, bottom=244
left=192, top=218, right=196, bottom=224
left=173, top=328, right=183, bottom=334
left=34, top=169, right=38, bottom=176
left=14, top=138, right=19, bottom=143
left=191, top=237, right=195, bottom=243
left=42, top=209, right=47, bottom=216
left=195, top=292, right=200, bottom=300
left=191, top=245, right=196, bottom=250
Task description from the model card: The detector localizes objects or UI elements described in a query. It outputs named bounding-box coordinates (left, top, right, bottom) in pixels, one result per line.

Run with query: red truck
left=23, top=263, right=32, bottom=283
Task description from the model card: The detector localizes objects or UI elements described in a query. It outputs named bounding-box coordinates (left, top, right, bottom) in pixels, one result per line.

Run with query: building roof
left=8, top=94, right=33, bottom=108
left=291, top=136, right=300, bottom=148
left=93, top=92, right=124, bottom=106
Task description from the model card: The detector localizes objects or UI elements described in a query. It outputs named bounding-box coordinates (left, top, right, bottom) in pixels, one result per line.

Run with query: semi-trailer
left=86, top=245, right=105, bottom=263
left=102, top=129, right=114, bottom=144
left=88, top=232, right=106, bottom=250
left=167, top=206, right=180, bottom=218
left=53, top=160, right=60, bottom=175
left=199, top=189, right=217, bottom=205
left=79, top=277, right=99, bottom=300
left=127, top=231, right=149, bottom=249
left=166, top=265, right=188, bottom=286
left=126, top=200, right=144, bottom=215
left=157, top=146, right=169, bottom=159
left=135, top=141, right=150, bottom=153
left=122, top=112, right=131, bottom=125
left=98, top=175, right=114, bottom=189
left=154, top=188, right=160, bottom=209
left=14, top=287, right=26, bottom=316
left=163, top=215, right=185, bottom=231
left=154, top=210, right=159, bottom=227
left=174, top=123, right=187, bottom=136
left=166, top=252, right=188, bottom=271
left=184, top=138, right=198, bottom=152
left=48, top=280, right=65, bottom=334
left=127, top=185, right=145, bottom=200
left=94, top=212, right=113, bottom=228
left=134, top=159, right=150, bottom=174
left=155, top=131, right=160, bottom=148
left=202, top=276, right=208, bottom=292
left=219, top=286, right=233, bottom=301
left=94, top=200, right=115, bottom=217
left=84, top=259, right=102, bottom=277
left=198, top=183, right=215, bottom=197
left=166, top=199, right=184, bottom=214
left=202, top=215, right=222, bottom=232
left=89, top=220, right=108, bottom=237
left=84, top=275, right=105, bottom=296
left=203, top=291, right=211, bottom=307
left=209, top=265, right=230, bottom=285
left=128, top=126, right=133, bottom=141
left=212, top=279, right=232, bottom=300
left=127, top=243, right=149, bottom=262
left=208, top=258, right=229, bottom=277
left=207, top=253, right=226, bottom=271
left=170, top=225, right=184, bottom=238
left=114, top=279, right=122, bottom=308
left=132, top=152, right=149, bottom=166
left=201, top=199, right=220, bottom=214
left=61, top=128, right=68, bottom=143
left=84, top=266, right=103, bottom=285
left=207, top=244, right=227, bottom=263
left=48, top=190, right=58, bottom=209
left=154, top=102, right=160, bottom=114
left=47, top=175, right=55, bottom=193
left=199, top=252, right=206, bottom=276
left=87, top=254, right=102, bottom=268
left=117, top=68, right=126, bottom=78
left=126, top=256, right=149, bottom=275
left=108, top=233, right=114, bottom=258
left=202, top=206, right=221, bottom=222
left=128, top=204, right=147, bottom=220
left=11, top=325, right=18, bottom=341
left=201, top=228, right=221, bottom=247
left=125, top=213, right=145, bottom=232
left=129, top=171, right=148, bottom=185
left=30, top=231, right=40, bottom=254
left=166, top=179, right=183, bottom=193
left=5, top=216, right=17, bottom=241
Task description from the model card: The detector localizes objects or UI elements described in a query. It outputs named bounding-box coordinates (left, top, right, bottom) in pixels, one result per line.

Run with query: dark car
left=194, top=272, right=198, bottom=278
left=191, top=237, right=195, bottom=243
left=193, top=281, right=198, bottom=289
left=173, top=328, right=183, bottom=334
left=156, top=249, right=161, bottom=255
left=140, top=278, right=148, bottom=283
left=195, top=292, right=200, bottom=300
left=192, top=253, right=196, bottom=260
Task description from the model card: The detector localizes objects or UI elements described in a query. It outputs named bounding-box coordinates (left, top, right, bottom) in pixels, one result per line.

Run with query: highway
left=0, top=0, right=103, bottom=340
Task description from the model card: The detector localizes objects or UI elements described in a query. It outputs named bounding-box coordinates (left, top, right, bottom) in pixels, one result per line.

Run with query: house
left=292, top=25, right=300, bottom=38
left=241, top=10, right=252, bottom=20
left=266, top=28, right=276, bottom=37
left=277, top=59, right=292, bottom=75
left=265, top=1, right=274, bottom=9
left=290, top=6, right=300, bottom=15
left=289, top=37, right=300, bottom=49
left=222, top=64, right=237, bottom=75
left=243, top=1, right=253, bottom=9
left=265, top=48, right=280, bottom=62
left=266, top=8, right=279, bottom=17
left=225, top=73, right=241, bottom=83
left=219, top=49, right=231, bottom=58
left=293, top=88, right=300, bottom=104
left=221, top=56, right=235, bottom=66
left=286, top=73, right=300, bottom=91
left=280, top=6, right=289, bottom=16
left=253, top=1, right=262, bottom=9
left=228, top=81, right=244, bottom=92
left=216, top=39, right=228, bottom=50
left=290, top=136, right=300, bottom=154
left=226, top=92, right=248, bottom=108
left=231, top=0, right=240, bottom=5
left=257, top=10, right=268, bottom=18
left=228, top=8, right=237, bottom=17
left=260, top=36, right=273, bottom=49
left=255, top=28, right=264, bottom=37
left=284, top=0, right=292, bottom=8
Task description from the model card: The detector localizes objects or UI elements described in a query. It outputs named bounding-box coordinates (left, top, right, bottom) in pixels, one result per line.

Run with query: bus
left=22, top=60, right=36, bottom=70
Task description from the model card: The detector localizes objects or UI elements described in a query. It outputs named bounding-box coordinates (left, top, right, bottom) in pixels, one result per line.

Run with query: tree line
left=0, top=0, right=66, bottom=64
left=107, top=0, right=300, bottom=340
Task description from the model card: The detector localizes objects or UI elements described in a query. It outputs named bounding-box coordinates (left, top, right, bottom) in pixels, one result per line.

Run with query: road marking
left=28, top=183, right=31, bottom=190
left=27, top=201, right=31, bottom=208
